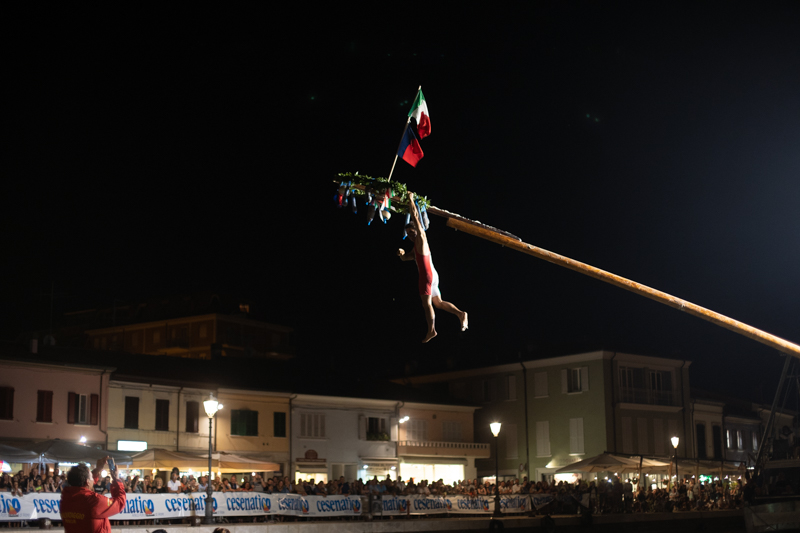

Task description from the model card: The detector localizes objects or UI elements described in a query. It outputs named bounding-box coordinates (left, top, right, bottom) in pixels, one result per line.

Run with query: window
left=67, top=393, right=97, bottom=425
left=534, top=372, right=548, bottom=398
left=507, top=375, right=517, bottom=400
left=536, top=421, right=550, bottom=457
left=231, top=410, right=258, bottom=436
left=569, top=418, right=585, bottom=455
left=153, top=331, right=160, bottom=344
left=737, top=430, right=743, bottom=450
left=407, top=419, right=428, bottom=441
left=367, top=417, right=387, bottom=439
left=0, top=387, right=13, bottom=420
left=124, top=397, right=139, bottom=429
left=185, top=401, right=199, bottom=433
left=199, top=325, right=208, bottom=339
left=505, top=423, right=518, bottom=459
left=274, top=412, right=287, bottom=438
left=562, top=367, right=589, bottom=393
left=155, top=399, right=169, bottom=431
left=726, top=429, right=732, bottom=449
left=300, top=413, right=325, bottom=438
left=442, top=421, right=462, bottom=442
left=752, top=431, right=759, bottom=451
left=37, top=391, right=53, bottom=422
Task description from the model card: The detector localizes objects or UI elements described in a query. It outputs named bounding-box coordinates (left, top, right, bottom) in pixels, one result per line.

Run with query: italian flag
left=408, top=90, right=431, bottom=139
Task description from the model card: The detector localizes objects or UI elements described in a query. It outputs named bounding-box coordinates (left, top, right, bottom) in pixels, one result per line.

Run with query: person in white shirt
left=167, top=472, right=182, bottom=493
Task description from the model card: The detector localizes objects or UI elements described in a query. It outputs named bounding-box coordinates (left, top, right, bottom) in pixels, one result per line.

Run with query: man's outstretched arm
left=406, top=192, right=425, bottom=237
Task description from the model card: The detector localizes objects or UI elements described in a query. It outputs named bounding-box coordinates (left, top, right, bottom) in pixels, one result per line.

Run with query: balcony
left=398, top=440, right=490, bottom=458
left=618, top=387, right=678, bottom=407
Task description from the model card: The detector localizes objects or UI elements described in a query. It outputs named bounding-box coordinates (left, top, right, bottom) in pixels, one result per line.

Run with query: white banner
left=0, top=492, right=531, bottom=521
left=0, top=493, right=363, bottom=521
left=377, top=494, right=530, bottom=515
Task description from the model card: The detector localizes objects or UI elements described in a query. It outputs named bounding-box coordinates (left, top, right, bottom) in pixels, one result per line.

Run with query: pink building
left=0, top=349, right=114, bottom=450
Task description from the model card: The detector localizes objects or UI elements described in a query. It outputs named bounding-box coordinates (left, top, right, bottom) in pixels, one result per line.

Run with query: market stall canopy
left=555, top=453, right=641, bottom=473
left=129, top=449, right=208, bottom=470
left=0, top=444, right=47, bottom=464
left=198, top=452, right=280, bottom=473
left=28, top=439, right=132, bottom=465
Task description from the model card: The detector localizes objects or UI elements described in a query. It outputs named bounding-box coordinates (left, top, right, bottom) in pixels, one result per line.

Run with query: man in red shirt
left=60, top=457, right=126, bottom=533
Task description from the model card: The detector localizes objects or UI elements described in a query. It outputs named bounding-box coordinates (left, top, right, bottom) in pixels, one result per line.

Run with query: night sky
left=6, top=5, right=800, bottom=401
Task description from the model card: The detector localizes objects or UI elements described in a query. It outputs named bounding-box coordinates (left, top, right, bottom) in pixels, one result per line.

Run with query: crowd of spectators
left=0, top=464, right=772, bottom=528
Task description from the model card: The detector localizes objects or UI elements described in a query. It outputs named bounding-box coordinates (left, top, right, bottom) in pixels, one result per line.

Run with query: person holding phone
left=60, top=456, right=126, bottom=533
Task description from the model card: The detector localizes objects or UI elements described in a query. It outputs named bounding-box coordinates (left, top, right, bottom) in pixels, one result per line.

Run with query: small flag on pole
left=408, top=90, right=431, bottom=139
left=397, top=125, right=424, bottom=167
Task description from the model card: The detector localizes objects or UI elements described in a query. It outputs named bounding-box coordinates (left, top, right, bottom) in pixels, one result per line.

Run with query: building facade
left=0, top=355, right=113, bottom=450
left=399, top=350, right=695, bottom=483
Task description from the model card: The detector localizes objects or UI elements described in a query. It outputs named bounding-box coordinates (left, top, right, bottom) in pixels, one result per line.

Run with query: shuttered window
left=124, top=397, right=139, bottom=429
left=90, top=394, right=99, bottom=425
left=155, top=399, right=169, bottom=431
left=0, top=387, right=14, bottom=420
left=185, top=401, right=199, bottom=433
left=37, top=391, right=53, bottom=423
left=231, top=410, right=258, bottom=436
left=536, top=421, right=551, bottom=457
left=274, top=412, right=287, bottom=438
left=569, top=418, right=585, bottom=455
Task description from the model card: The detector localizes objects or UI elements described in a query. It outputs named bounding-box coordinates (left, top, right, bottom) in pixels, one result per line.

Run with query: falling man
left=398, top=192, right=468, bottom=342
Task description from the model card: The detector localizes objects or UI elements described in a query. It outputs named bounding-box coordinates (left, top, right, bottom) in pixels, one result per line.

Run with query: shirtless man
left=398, top=191, right=468, bottom=342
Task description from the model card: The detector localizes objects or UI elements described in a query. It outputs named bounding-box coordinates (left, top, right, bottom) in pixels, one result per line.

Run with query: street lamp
left=203, top=394, right=223, bottom=524
left=490, top=422, right=502, bottom=518
left=671, top=436, right=679, bottom=489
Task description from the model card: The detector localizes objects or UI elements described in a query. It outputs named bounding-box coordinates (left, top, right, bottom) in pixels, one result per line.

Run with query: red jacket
left=60, top=474, right=126, bottom=533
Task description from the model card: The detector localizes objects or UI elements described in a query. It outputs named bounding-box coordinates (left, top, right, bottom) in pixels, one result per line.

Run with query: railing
left=398, top=440, right=490, bottom=451
left=618, top=387, right=678, bottom=406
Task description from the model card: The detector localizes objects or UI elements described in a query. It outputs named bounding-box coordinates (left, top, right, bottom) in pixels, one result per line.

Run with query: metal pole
left=205, top=416, right=213, bottom=524
left=493, top=435, right=501, bottom=518
left=754, top=353, right=793, bottom=475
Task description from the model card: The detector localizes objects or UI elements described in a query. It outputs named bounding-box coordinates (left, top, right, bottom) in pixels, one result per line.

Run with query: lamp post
left=203, top=394, right=223, bottom=524
left=671, top=436, right=680, bottom=489
left=490, top=422, right=502, bottom=518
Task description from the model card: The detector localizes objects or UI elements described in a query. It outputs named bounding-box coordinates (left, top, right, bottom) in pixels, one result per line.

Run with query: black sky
left=6, top=5, right=800, bottom=401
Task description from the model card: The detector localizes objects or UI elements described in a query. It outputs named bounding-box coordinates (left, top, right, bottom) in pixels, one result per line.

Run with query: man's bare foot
left=422, top=329, right=437, bottom=343
left=460, top=312, right=469, bottom=331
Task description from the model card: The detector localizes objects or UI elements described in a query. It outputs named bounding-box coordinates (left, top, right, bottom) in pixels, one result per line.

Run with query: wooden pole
left=388, top=86, right=422, bottom=183
left=445, top=217, right=800, bottom=360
